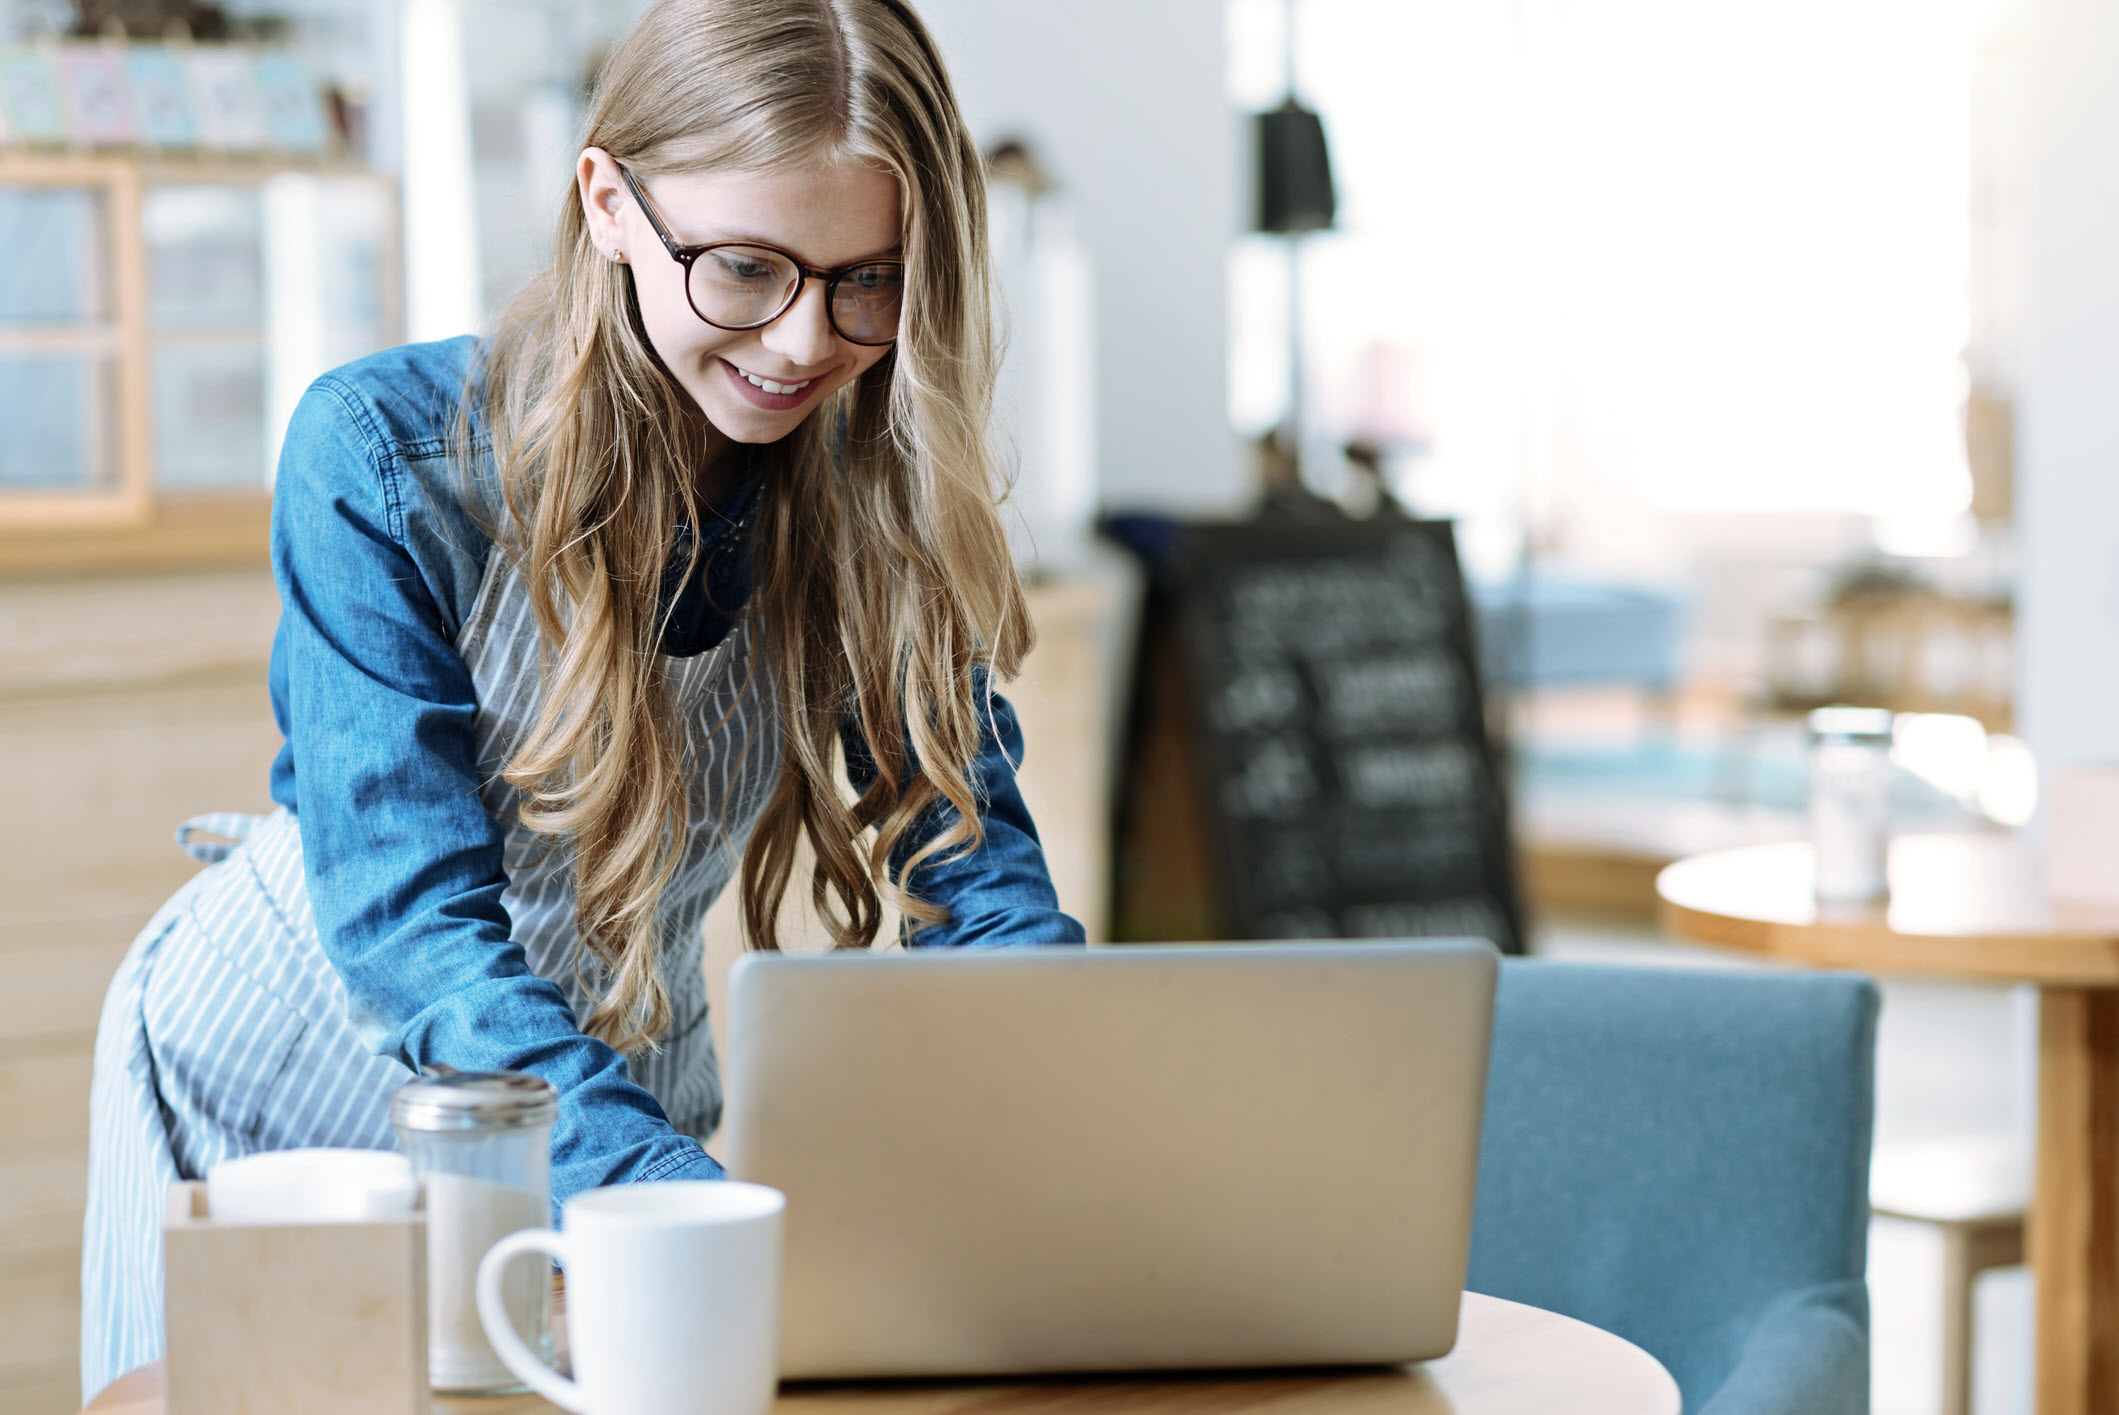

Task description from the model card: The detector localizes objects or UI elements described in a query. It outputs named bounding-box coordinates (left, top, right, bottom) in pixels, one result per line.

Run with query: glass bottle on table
left=1806, top=706, right=1898, bottom=905
left=390, top=1069, right=558, bottom=1393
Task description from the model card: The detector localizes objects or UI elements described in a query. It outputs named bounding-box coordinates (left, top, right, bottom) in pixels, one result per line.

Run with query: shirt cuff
left=636, top=1144, right=728, bottom=1183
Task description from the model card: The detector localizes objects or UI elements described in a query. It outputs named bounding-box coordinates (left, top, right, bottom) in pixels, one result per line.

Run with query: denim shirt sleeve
left=840, top=682, right=1088, bottom=948
left=270, top=377, right=723, bottom=1202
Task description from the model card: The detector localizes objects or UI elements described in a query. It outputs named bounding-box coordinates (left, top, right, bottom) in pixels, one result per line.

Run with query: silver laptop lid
left=724, top=940, right=1498, bottom=1380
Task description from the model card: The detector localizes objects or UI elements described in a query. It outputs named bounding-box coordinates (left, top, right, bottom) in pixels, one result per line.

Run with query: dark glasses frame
left=616, top=164, right=904, bottom=347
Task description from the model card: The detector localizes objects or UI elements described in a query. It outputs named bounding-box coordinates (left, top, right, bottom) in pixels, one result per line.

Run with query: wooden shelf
left=0, top=491, right=270, bottom=576
left=0, top=151, right=373, bottom=182
left=148, top=327, right=266, bottom=343
left=0, top=326, right=123, bottom=351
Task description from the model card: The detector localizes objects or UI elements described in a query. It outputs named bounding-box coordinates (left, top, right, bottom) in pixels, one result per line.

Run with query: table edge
left=86, top=1293, right=1679, bottom=1415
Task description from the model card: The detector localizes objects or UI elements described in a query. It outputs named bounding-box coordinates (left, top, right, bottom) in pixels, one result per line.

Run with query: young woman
left=81, top=0, right=1083, bottom=1394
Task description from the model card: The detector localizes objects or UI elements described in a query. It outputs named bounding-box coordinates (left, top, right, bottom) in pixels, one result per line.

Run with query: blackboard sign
left=1111, top=517, right=1523, bottom=953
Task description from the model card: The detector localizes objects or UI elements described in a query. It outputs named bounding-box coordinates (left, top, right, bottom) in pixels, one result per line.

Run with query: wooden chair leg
left=1937, top=1218, right=2027, bottom=1415
left=1940, top=1227, right=1975, bottom=1415
left=1870, top=1136, right=2031, bottom=1415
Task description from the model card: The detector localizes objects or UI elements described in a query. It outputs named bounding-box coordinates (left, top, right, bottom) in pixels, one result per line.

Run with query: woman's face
left=578, top=150, right=902, bottom=461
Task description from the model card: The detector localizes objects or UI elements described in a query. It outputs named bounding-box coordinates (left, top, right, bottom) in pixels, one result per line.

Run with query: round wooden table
left=1659, top=831, right=2119, bottom=1415
left=86, top=1293, right=1678, bottom=1415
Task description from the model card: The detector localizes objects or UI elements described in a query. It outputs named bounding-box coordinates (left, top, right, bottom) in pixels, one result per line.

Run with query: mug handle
left=478, top=1229, right=582, bottom=1412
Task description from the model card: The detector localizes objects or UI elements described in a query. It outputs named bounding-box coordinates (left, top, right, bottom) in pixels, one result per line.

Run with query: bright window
left=1231, top=0, right=1976, bottom=550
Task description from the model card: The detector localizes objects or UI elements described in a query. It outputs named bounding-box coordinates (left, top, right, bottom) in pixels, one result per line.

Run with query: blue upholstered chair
left=1466, top=960, right=1878, bottom=1415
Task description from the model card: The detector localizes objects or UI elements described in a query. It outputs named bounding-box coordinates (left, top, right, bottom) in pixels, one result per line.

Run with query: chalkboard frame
left=1166, top=517, right=1525, bottom=954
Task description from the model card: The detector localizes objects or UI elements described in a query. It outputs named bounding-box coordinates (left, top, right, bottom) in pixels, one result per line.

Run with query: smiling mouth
left=718, top=358, right=827, bottom=413
left=732, top=364, right=815, bottom=396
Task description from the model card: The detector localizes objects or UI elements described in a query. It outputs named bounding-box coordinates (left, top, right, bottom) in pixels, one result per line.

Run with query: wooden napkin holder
left=163, top=1181, right=431, bottom=1415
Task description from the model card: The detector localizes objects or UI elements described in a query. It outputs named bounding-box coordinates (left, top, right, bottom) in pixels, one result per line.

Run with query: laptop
left=722, top=939, right=1498, bottom=1380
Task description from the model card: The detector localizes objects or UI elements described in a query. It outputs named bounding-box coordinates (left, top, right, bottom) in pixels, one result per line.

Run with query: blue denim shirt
left=264, top=336, right=1084, bottom=1199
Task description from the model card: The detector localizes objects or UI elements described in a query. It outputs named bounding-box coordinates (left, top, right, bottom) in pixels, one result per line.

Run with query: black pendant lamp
left=1255, top=97, right=1336, bottom=235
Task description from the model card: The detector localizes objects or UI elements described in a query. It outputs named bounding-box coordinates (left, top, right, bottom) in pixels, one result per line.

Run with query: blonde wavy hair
left=475, top=0, right=1029, bottom=1053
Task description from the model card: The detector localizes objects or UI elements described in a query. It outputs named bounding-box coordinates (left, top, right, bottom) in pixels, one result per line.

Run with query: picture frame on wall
left=54, top=44, right=138, bottom=148
left=0, top=47, right=69, bottom=146
left=127, top=46, right=201, bottom=149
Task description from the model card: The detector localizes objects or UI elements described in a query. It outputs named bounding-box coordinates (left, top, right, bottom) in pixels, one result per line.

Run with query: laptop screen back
left=723, top=940, right=1498, bottom=1379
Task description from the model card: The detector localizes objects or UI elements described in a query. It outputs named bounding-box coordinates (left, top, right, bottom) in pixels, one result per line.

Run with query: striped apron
left=79, top=555, right=781, bottom=1399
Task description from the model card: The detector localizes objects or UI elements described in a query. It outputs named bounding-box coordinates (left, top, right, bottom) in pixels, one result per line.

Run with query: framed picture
left=54, top=44, right=137, bottom=147
left=127, top=46, right=200, bottom=149
left=252, top=51, right=328, bottom=155
left=187, top=46, right=265, bottom=151
left=0, top=47, right=69, bottom=146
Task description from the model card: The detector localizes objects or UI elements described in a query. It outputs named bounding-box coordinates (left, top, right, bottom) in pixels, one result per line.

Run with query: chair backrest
left=1466, top=959, right=1878, bottom=1410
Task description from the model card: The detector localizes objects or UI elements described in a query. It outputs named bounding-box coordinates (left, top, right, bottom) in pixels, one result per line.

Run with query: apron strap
left=175, top=812, right=266, bottom=865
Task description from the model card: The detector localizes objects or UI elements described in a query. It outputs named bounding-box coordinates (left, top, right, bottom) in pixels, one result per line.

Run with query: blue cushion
left=1466, top=960, right=1878, bottom=1414
left=1469, top=574, right=1685, bottom=690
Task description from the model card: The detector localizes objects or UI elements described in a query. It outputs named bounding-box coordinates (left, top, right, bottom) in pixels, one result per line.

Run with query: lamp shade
left=1255, top=99, right=1336, bottom=233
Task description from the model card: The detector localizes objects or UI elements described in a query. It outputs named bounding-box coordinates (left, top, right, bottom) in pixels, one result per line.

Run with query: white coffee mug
left=478, top=1180, right=785, bottom=1415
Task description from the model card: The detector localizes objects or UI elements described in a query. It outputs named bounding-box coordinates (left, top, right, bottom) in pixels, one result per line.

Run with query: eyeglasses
left=617, top=165, right=905, bottom=347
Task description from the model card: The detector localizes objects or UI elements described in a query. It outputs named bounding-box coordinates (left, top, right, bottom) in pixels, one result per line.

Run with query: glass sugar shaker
left=390, top=1068, right=558, bottom=1394
left=1807, top=706, right=1898, bottom=905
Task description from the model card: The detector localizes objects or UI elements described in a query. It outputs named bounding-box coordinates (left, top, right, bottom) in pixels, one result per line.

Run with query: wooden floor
left=0, top=563, right=1127, bottom=1414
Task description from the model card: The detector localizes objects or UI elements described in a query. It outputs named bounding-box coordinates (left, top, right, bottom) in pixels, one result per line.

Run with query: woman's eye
left=707, top=251, right=780, bottom=284
left=844, top=266, right=901, bottom=294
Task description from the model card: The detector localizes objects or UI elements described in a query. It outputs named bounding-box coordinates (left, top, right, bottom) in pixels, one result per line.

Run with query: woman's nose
left=760, top=277, right=838, bottom=367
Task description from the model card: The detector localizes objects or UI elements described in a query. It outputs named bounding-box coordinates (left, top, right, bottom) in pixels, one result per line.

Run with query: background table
left=85, top=1293, right=1678, bottom=1415
left=1658, top=832, right=2119, bottom=1415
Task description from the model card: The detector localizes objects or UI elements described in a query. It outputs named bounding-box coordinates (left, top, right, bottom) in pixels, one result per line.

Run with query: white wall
left=253, top=0, right=1242, bottom=509
left=915, top=0, right=1246, bottom=515
left=2018, top=0, right=2119, bottom=774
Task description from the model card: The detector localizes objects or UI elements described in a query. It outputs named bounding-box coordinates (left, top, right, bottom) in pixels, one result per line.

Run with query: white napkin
left=206, top=1148, right=419, bottom=1224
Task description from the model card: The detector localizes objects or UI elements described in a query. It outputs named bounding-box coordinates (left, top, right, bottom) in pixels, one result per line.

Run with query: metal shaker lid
left=1806, top=706, right=1896, bottom=745
left=389, top=1068, right=557, bottom=1132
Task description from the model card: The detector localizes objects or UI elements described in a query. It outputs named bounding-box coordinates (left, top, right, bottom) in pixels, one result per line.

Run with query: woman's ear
left=577, top=147, right=631, bottom=264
